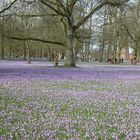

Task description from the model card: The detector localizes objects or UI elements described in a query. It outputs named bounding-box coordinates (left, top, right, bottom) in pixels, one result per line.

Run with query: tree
left=0, top=0, right=18, bottom=59
left=123, top=0, right=140, bottom=61
left=38, top=0, right=129, bottom=66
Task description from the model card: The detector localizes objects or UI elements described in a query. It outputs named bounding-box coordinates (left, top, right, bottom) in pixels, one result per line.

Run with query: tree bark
left=26, top=41, right=31, bottom=64
left=65, top=20, right=75, bottom=67
left=9, top=39, right=12, bottom=60
left=1, top=35, right=4, bottom=59
left=23, top=42, right=26, bottom=60
left=100, top=8, right=107, bottom=62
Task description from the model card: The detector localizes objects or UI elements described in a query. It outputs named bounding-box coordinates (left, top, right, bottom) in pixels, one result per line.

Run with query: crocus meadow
left=0, top=61, right=140, bottom=139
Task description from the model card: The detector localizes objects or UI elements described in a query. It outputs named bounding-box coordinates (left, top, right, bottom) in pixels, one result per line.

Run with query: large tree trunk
left=65, top=21, right=76, bottom=67
left=100, top=8, right=107, bottom=62
left=112, top=7, right=118, bottom=64
left=106, top=11, right=113, bottom=62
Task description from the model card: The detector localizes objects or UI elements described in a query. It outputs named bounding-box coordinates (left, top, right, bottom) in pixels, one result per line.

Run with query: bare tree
left=37, top=0, right=129, bottom=66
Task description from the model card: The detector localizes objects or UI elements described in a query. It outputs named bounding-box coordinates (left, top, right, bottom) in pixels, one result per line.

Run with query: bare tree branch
left=74, top=0, right=129, bottom=29
left=56, top=0, right=67, bottom=13
left=69, top=0, right=77, bottom=12
left=0, top=0, right=18, bottom=14
left=0, top=13, right=59, bottom=18
left=4, top=35, right=65, bottom=46
left=39, top=0, right=67, bottom=16
left=123, top=24, right=136, bottom=43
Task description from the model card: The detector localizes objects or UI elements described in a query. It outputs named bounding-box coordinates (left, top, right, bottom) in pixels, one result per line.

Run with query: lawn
left=0, top=61, right=140, bottom=139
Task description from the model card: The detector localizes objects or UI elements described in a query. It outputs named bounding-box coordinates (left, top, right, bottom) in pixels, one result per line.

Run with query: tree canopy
left=1, top=0, right=140, bottom=66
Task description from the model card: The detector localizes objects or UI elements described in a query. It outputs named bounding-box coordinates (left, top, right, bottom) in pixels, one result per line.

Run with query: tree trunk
left=9, top=40, right=12, bottom=60
left=100, top=8, right=107, bottom=62
left=40, top=47, right=43, bottom=58
left=106, top=44, right=111, bottom=62
left=65, top=21, right=75, bottom=67
left=112, top=7, right=118, bottom=64
left=26, top=41, right=31, bottom=64
left=1, top=35, right=4, bottom=59
left=54, top=53, right=59, bottom=67
left=99, top=44, right=104, bottom=62
left=23, top=42, right=26, bottom=60
left=86, top=43, right=90, bottom=62
left=106, top=10, right=113, bottom=62
left=48, top=47, right=53, bottom=61
left=137, top=49, right=140, bottom=62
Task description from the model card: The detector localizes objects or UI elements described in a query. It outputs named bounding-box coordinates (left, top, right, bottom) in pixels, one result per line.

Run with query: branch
left=39, top=0, right=66, bottom=16
left=17, top=14, right=58, bottom=17
left=108, top=0, right=129, bottom=6
left=74, top=1, right=107, bottom=29
left=0, top=0, right=18, bottom=14
left=123, top=24, right=136, bottom=43
left=0, top=13, right=58, bottom=18
left=56, top=0, right=67, bottom=13
left=4, top=35, right=65, bottom=46
left=69, top=0, right=77, bottom=11
left=74, top=0, right=129, bottom=29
